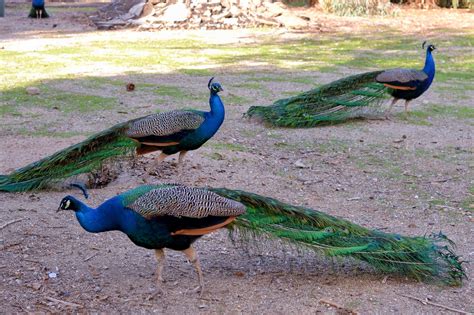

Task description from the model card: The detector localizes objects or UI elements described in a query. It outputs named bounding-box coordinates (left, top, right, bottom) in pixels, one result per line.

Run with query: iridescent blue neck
left=73, top=196, right=121, bottom=233
left=423, top=49, right=435, bottom=79
left=209, top=92, right=225, bottom=119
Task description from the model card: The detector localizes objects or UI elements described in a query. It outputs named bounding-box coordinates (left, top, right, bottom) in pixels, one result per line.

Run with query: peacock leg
left=178, top=151, right=188, bottom=165
left=39, top=10, right=42, bottom=18
left=154, top=249, right=166, bottom=282
left=155, top=152, right=168, bottom=165
left=385, top=98, right=399, bottom=118
left=182, top=246, right=204, bottom=295
left=404, top=100, right=411, bottom=113
left=154, top=249, right=166, bottom=293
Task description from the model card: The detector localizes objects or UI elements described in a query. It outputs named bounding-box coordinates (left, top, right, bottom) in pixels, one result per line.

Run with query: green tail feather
left=0, top=123, right=138, bottom=192
left=246, top=71, right=390, bottom=128
left=210, top=188, right=466, bottom=285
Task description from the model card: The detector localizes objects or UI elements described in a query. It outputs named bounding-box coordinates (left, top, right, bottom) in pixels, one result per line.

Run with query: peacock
left=0, top=78, right=225, bottom=192
left=28, top=0, right=49, bottom=18
left=58, top=184, right=465, bottom=294
left=246, top=42, right=436, bottom=127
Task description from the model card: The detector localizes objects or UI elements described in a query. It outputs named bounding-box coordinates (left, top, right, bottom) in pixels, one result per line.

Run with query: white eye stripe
left=65, top=200, right=71, bottom=208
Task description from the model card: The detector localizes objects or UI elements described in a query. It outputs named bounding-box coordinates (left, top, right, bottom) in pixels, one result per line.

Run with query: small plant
left=320, top=0, right=396, bottom=16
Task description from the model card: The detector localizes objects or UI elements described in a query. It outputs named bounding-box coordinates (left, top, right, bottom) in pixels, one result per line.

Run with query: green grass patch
left=1, top=86, right=117, bottom=113
left=153, top=85, right=201, bottom=100
left=17, top=126, right=87, bottom=138
left=0, top=103, right=22, bottom=116
left=460, top=186, right=474, bottom=212
left=225, top=93, right=249, bottom=105
left=395, top=112, right=433, bottom=126
left=232, top=82, right=265, bottom=89
left=210, top=142, right=249, bottom=152
left=407, top=104, right=474, bottom=121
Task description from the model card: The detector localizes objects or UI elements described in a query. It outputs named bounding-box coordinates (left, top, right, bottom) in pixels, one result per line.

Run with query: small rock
left=26, top=87, right=40, bottom=95
left=31, top=282, right=42, bottom=290
left=198, top=304, right=208, bottom=309
left=294, top=160, right=308, bottom=168
left=223, top=17, right=238, bottom=25
left=48, top=272, right=57, bottom=278
left=234, top=271, right=245, bottom=277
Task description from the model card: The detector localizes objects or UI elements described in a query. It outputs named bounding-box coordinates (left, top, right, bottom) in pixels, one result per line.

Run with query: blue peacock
left=58, top=184, right=465, bottom=293
left=0, top=78, right=225, bottom=192
left=246, top=42, right=437, bottom=127
left=28, top=0, right=49, bottom=18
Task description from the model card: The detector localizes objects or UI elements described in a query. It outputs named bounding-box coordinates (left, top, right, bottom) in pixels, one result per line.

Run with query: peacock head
left=422, top=41, right=436, bottom=52
left=58, top=184, right=89, bottom=212
left=58, top=196, right=81, bottom=212
left=208, top=77, right=224, bottom=94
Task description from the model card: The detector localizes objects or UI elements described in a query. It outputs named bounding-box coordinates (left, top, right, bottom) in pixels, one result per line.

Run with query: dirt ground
left=1, top=2, right=473, bottom=314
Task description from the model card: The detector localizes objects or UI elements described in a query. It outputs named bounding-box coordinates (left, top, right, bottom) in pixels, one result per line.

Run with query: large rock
left=275, top=12, right=308, bottom=29
left=262, top=1, right=285, bottom=18
left=161, top=3, right=191, bottom=22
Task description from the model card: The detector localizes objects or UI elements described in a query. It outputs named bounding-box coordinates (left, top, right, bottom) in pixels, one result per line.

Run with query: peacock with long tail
left=246, top=42, right=436, bottom=127
left=58, top=184, right=465, bottom=294
left=28, top=0, right=49, bottom=18
left=0, top=78, right=225, bottom=192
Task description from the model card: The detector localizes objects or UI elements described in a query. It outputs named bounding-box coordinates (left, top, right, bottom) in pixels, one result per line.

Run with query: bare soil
left=1, top=3, right=473, bottom=314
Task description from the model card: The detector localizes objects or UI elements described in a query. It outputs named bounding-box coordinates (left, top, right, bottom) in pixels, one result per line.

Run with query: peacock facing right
left=246, top=42, right=436, bottom=127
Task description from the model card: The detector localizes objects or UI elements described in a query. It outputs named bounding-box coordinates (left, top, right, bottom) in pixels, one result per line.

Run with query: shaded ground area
left=0, top=3, right=473, bottom=314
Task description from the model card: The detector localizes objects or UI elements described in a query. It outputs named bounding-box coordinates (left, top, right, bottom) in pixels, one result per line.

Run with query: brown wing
left=125, top=111, right=205, bottom=146
left=128, top=186, right=246, bottom=220
left=376, top=69, right=428, bottom=90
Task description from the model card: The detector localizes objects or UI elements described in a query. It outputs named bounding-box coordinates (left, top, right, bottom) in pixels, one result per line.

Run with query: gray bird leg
left=385, top=98, right=399, bottom=118
left=182, top=246, right=204, bottom=295
left=178, top=151, right=188, bottom=165
left=155, top=152, right=168, bottom=165
left=154, top=249, right=166, bottom=283
left=404, top=100, right=411, bottom=113
left=154, top=249, right=166, bottom=294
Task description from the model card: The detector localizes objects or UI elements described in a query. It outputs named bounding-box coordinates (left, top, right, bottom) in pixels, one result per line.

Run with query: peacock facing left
left=58, top=184, right=465, bottom=294
left=0, top=78, right=225, bottom=192
left=246, top=42, right=436, bottom=127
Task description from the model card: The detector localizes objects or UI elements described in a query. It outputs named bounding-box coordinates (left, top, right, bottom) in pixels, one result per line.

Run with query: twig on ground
left=398, top=294, right=471, bottom=315
left=434, top=204, right=458, bottom=211
left=0, top=218, right=25, bottom=230
left=1, top=241, right=24, bottom=250
left=319, top=299, right=359, bottom=315
left=45, top=297, right=83, bottom=309
left=429, top=177, right=452, bottom=183
left=84, top=252, right=98, bottom=262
